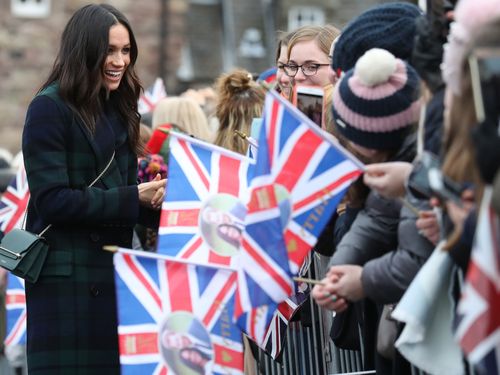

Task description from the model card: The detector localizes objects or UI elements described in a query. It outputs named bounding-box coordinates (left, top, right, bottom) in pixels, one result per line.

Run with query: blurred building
left=0, top=0, right=412, bottom=153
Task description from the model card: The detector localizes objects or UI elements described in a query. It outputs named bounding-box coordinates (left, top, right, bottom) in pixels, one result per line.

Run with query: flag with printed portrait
left=235, top=90, right=364, bottom=329
left=157, top=133, right=252, bottom=268
left=114, top=249, right=244, bottom=375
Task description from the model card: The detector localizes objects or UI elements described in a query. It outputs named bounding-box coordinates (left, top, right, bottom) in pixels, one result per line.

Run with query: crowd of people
left=0, top=0, right=499, bottom=374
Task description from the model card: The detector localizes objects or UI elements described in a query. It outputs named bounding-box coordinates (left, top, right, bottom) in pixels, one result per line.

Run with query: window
left=238, top=28, right=265, bottom=58
left=11, top=0, right=51, bottom=18
left=176, top=44, right=194, bottom=81
left=288, top=6, right=325, bottom=30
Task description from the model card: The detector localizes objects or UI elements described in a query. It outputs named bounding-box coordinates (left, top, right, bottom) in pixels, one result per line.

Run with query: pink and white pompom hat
left=332, top=48, right=421, bottom=150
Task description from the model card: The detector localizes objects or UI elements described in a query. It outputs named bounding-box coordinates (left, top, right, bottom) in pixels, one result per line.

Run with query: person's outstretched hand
left=138, top=173, right=166, bottom=210
left=363, top=162, right=413, bottom=198
left=312, top=273, right=349, bottom=313
left=416, top=209, right=440, bottom=245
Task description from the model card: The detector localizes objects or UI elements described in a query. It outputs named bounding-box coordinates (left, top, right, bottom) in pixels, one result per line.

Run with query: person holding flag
left=313, top=47, right=425, bottom=373
left=21, top=4, right=165, bottom=374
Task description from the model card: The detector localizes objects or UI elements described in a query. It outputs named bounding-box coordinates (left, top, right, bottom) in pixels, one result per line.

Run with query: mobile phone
left=469, top=48, right=500, bottom=123
left=407, top=151, right=463, bottom=205
left=293, top=85, right=324, bottom=127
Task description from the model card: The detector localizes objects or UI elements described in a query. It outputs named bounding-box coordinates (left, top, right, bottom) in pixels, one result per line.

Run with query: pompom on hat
left=332, top=2, right=422, bottom=74
left=332, top=48, right=421, bottom=150
left=442, top=0, right=500, bottom=96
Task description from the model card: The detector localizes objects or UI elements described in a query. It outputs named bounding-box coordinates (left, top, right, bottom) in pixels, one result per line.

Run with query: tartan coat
left=22, top=84, right=152, bottom=374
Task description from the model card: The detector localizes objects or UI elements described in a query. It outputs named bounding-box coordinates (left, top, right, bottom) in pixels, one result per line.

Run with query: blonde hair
left=287, top=24, right=340, bottom=60
left=214, top=69, right=266, bottom=154
left=323, top=83, right=335, bottom=135
left=275, top=30, right=295, bottom=63
left=152, top=97, right=213, bottom=142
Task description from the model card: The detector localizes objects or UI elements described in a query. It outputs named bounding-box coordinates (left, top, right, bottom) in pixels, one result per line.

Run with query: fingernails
left=330, top=295, right=338, bottom=302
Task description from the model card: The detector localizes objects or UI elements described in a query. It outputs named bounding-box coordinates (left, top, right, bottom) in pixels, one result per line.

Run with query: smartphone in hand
left=293, top=85, right=325, bottom=127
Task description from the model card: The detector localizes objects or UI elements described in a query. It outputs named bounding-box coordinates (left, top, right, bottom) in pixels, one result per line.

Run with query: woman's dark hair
left=41, top=4, right=143, bottom=154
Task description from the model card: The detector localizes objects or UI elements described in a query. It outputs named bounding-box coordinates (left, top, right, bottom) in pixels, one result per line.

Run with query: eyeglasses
left=283, top=62, right=330, bottom=77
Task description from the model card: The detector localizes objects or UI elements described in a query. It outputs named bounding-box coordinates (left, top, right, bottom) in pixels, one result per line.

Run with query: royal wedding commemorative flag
left=138, top=77, right=167, bottom=115
left=157, top=132, right=252, bottom=268
left=113, top=248, right=244, bottom=375
left=235, top=90, right=364, bottom=329
left=0, top=165, right=29, bottom=234
left=455, top=187, right=500, bottom=375
left=4, top=273, right=26, bottom=347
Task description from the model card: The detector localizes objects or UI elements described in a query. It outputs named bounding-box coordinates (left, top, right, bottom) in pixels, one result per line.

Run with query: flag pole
left=398, top=197, right=420, bottom=216
left=234, top=130, right=258, bottom=148
left=293, top=276, right=324, bottom=286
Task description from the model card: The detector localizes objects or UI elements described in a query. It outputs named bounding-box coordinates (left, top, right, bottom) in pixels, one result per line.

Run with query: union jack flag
left=261, top=282, right=309, bottom=359
left=157, top=133, right=252, bottom=268
left=138, top=77, right=167, bottom=115
left=114, top=248, right=244, bottom=375
left=235, top=90, right=364, bottom=331
left=5, top=273, right=26, bottom=347
left=455, top=187, right=500, bottom=375
left=243, top=256, right=311, bottom=353
left=0, top=165, right=29, bottom=234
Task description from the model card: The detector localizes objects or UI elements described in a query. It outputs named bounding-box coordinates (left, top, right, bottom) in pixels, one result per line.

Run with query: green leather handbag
left=0, top=228, right=49, bottom=283
left=0, top=151, right=115, bottom=283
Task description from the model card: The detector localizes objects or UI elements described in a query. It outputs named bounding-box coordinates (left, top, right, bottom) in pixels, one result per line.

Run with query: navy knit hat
left=332, top=49, right=421, bottom=150
left=332, top=2, right=422, bottom=74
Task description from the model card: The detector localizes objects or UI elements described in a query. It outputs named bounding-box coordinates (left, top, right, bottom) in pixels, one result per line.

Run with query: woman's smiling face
left=288, top=39, right=331, bottom=87
left=103, top=23, right=130, bottom=91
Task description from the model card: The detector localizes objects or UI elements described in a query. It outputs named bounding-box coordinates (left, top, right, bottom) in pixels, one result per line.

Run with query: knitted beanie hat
left=332, top=48, right=421, bottom=150
left=442, top=0, right=500, bottom=96
left=332, top=2, right=421, bottom=74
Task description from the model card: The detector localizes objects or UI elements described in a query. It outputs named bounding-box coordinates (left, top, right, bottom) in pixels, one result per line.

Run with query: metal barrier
left=252, top=254, right=473, bottom=375
left=254, top=254, right=367, bottom=375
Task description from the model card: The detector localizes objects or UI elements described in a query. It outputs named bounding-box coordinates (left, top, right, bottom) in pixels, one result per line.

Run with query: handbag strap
left=30, top=151, right=116, bottom=237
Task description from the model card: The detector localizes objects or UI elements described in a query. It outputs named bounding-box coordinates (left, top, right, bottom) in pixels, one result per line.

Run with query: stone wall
left=0, top=0, right=180, bottom=154
left=0, top=0, right=414, bottom=154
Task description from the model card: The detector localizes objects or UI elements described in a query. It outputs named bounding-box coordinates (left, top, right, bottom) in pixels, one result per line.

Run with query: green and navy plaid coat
left=22, top=84, right=153, bottom=374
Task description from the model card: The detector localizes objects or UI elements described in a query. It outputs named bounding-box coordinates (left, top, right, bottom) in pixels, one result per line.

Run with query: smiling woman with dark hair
left=22, top=4, right=166, bottom=374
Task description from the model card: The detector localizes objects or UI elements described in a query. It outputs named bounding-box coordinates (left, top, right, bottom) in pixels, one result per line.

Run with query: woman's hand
left=363, top=162, right=413, bottom=198
left=416, top=210, right=440, bottom=245
left=445, top=188, right=475, bottom=231
left=138, top=173, right=166, bottom=210
left=312, top=265, right=364, bottom=312
left=312, top=273, right=349, bottom=313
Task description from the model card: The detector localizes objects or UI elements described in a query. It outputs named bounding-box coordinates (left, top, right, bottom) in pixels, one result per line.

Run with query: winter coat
left=330, top=133, right=417, bottom=268
left=22, top=84, right=156, bottom=374
left=329, top=133, right=435, bottom=304
left=361, top=192, right=435, bottom=304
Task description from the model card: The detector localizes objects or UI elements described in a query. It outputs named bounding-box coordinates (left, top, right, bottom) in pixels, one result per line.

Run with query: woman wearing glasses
left=285, top=25, right=340, bottom=87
